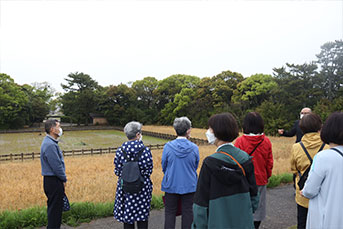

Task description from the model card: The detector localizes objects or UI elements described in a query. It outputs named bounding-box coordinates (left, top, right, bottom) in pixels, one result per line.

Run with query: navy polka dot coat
left=113, top=140, right=153, bottom=224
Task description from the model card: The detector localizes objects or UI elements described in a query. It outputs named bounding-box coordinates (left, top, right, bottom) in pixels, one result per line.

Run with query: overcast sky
left=0, top=0, right=342, bottom=92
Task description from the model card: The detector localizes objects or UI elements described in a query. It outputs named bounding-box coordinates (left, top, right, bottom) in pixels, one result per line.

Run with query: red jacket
left=234, top=134, right=273, bottom=186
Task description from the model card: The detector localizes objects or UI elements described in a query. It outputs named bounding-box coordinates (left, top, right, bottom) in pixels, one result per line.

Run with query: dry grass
left=0, top=126, right=294, bottom=212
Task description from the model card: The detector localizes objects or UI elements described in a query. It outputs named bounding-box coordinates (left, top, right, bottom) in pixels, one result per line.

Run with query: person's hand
left=278, top=129, right=284, bottom=135
left=300, top=190, right=304, bottom=196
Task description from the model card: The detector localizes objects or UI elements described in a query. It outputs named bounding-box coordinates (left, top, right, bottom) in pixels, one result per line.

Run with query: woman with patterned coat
left=113, top=121, right=153, bottom=229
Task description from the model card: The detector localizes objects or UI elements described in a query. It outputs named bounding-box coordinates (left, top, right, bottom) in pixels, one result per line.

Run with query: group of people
left=39, top=109, right=343, bottom=229
left=285, top=109, right=343, bottom=229
left=113, top=112, right=273, bottom=229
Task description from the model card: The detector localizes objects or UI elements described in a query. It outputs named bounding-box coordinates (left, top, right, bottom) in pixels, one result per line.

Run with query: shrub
left=0, top=202, right=113, bottom=228
left=151, top=195, right=164, bottom=210
left=267, top=173, right=293, bottom=188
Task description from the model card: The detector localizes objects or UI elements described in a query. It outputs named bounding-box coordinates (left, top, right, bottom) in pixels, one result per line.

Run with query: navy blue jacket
left=281, top=120, right=303, bottom=143
left=40, top=135, right=67, bottom=182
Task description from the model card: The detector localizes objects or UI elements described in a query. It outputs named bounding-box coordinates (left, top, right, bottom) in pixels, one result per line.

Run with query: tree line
left=1, top=40, right=342, bottom=134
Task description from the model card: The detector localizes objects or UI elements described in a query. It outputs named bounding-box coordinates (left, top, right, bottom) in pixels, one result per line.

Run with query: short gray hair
left=173, top=117, right=191, bottom=136
left=45, top=119, right=59, bottom=134
left=124, top=121, right=142, bottom=140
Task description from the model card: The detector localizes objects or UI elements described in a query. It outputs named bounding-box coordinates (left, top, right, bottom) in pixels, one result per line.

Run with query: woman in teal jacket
left=192, top=113, right=259, bottom=229
left=161, top=117, right=200, bottom=229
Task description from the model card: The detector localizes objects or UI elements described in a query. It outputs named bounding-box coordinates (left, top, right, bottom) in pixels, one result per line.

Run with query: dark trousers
left=123, top=221, right=148, bottom=229
left=44, top=176, right=64, bottom=229
left=297, top=204, right=308, bottom=229
left=254, top=221, right=261, bottom=229
left=164, top=192, right=194, bottom=229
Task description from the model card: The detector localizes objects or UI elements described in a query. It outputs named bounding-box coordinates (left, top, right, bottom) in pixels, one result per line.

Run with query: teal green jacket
left=192, top=144, right=259, bottom=229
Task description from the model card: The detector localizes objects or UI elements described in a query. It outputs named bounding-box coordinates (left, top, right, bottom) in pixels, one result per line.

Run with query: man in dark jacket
left=40, top=119, right=66, bottom=228
left=278, top=107, right=312, bottom=143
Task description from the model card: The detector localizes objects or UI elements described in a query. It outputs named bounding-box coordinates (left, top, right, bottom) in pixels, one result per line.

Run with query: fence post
left=32, top=152, right=34, bottom=160
left=21, top=153, right=24, bottom=162
left=72, top=150, right=74, bottom=156
left=100, top=148, right=102, bottom=155
left=82, top=149, right=84, bottom=155
left=10, top=153, right=13, bottom=161
left=108, top=147, right=111, bottom=154
left=91, top=148, right=93, bottom=156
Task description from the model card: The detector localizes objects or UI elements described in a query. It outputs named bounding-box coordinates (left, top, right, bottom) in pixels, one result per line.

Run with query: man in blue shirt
left=40, top=119, right=66, bottom=228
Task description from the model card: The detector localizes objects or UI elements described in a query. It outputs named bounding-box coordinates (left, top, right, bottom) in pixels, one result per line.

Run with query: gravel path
left=58, top=184, right=296, bottom=229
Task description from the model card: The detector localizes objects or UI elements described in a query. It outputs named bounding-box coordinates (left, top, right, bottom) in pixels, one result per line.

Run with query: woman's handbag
left=62, top=193, right=70, bottom=211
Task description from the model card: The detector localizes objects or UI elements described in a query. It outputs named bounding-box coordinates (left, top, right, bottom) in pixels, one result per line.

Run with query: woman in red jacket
left=235, top=112, right=274, bottom=229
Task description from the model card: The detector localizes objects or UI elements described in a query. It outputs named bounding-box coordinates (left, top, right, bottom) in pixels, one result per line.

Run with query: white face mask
left=58, top=127, right=63, bottom=137
left=300, top=114, right=304, bottom=119
left=206, top=129, right=216, bottom=144
left=139, top=134, right=143, bottom=141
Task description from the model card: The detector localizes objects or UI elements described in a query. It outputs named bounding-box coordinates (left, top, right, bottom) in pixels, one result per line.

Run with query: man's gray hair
left=45, top=119, right=59, bottom=134
left=124, top=121, right=142, bottom=140
left=173, top=117, right=191, bottom=136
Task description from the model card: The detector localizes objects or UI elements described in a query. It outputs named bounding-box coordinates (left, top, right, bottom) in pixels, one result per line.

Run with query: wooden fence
left=0, top=144, right=166, bottom=162
left=0, top=129, right=208, bottom=162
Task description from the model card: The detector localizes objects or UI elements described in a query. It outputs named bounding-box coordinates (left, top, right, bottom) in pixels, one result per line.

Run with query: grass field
left=0, top=126, right=295, bottom=212
left=0, top=130, right=169, bottom=155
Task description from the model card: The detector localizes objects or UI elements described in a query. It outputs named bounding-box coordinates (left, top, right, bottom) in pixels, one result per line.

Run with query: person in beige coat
left=290, top=113, right=329, bottom=229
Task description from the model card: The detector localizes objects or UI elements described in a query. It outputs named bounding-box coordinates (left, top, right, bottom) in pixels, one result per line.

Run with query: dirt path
left=59, top=184, right=296, bottom=229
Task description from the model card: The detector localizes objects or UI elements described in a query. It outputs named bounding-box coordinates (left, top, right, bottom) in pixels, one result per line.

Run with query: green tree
left=98, top=84, right=137, bottom=126
left=154, top=74, right=200, bottom=110
left=155, top=74, right=200, bottom=124
left=256, top=100, right=290, bottom=135
left=0, top=74, right=28, bottom=129
left=131, top=77, right=159, bottom=124
left=316, top=40, right=343, bottom=99
left=273, top=63, right=322, bottom=121
left=21, top=82, right=53, bottom=125
left=160, top=88, right=196, bottom=125
left=211, top=71, right=244, bottom=113
left=60, top=72, right=100, bottom=125
left=232, top=74, right=278, bottom=110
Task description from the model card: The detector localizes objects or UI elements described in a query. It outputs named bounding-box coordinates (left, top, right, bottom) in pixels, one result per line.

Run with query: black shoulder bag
left=297, top=142, right=325, bottom=189
left=249, top=139, right=264, bottom=156
left=331, top=147, right=343, bottom=157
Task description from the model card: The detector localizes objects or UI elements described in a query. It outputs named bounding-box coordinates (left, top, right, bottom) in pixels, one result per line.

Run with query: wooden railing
left=0, top=144, right=166, bottom=162
left=0, top=130, right=208, bottom=162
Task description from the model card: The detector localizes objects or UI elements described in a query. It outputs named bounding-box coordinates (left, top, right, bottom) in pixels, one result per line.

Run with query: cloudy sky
left=0, top=0, right=342, bottom=92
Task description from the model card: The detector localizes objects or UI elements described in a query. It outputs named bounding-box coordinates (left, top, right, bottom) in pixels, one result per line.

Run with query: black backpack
left=120, top=147, right=145, bottom=194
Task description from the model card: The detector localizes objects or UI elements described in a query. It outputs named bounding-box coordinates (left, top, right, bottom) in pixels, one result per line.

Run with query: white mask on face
left=58, top=127, right=63, bottom=137
left=139, top=134, right=143, bottom=141
left=300, top=114, right=304, bottom=119
left=206, top=129, right=216, bottom=144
